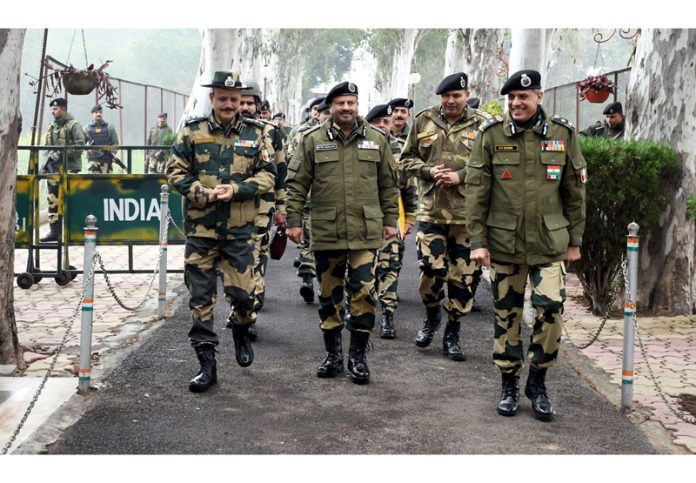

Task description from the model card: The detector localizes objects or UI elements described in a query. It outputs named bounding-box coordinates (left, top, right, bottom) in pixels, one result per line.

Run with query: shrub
left=575, top=137, right=680, bottom=314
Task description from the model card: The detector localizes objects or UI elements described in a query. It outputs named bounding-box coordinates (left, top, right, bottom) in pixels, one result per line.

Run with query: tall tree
left=0, top=29, right=26, bottom=370
left=508, top=28, right=554, bottom=80
left=445, top=29, right=504, bottom=103
left=625, top=29, right=696, bottom=314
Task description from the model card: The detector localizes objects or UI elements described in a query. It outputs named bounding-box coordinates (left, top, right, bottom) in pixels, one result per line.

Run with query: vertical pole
left=621, top=222, right=640, bottom=413
left=78, top=215, right=98, bottom=395
left=158, top=185, right=169, bottom=318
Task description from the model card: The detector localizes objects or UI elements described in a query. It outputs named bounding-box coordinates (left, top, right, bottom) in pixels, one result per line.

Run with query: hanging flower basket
left=576, top=74, right=615, bottom=103
left=35, top=59, right=122, bottom=109
left=63, top=69, right=97, bottom=95
left=584, top=88, right=611, bottom=104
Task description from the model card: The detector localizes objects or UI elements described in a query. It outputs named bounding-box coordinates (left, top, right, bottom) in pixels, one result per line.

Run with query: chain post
left=78, top=215, right=98, bottom=395
left=158, top=185, right=169, bottom=318
left=621, top=222, right=640, bottom=413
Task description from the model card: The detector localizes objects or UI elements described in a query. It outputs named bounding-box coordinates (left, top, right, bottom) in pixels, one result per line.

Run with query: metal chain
left=167, top=211, right=186, bottom=238
left=1, top=256, right=99, bottom=455
left=562, top=259, right=626, bottom=349
left=95, top=215, right=170, bottom=311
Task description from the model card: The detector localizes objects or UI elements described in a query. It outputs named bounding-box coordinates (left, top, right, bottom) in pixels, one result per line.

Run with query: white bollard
left=621, top=222, right=640, bottom=413
left=78, top=215, right=98, bottom=395
left=158, top=185, right=169, bottom=318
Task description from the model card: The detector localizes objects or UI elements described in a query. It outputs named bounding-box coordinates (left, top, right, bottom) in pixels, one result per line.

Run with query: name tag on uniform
left=495, top=145, right=518, bottom=152
left=234, top=139, right=258, bottom=148
left=315, top=143, right=337, bottom=152
left=417, top=130, right=435, bottom=140
left=546, top=165, right=562, bottom=181
left=358, top=140, right=379, bottom=150
left=540, top=140, right=565, bottom=152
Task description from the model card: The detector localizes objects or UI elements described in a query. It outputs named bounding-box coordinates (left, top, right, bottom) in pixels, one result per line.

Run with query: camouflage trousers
left=184, top=236, right=256, bottom=347
left=147, top=154, right=167, bottom=174
left=253, top=212, right=272, bottom=310
left=490, top=261, right=566, bottom=373
left=376, top=235, right=405, bottom=313
left=46, top=170, right=79, bottom=224
left=296, top=208, right=315, bottom=278
left=416, top=222, right=481, bottom=320
left=315, top=249, right=377, bottom=332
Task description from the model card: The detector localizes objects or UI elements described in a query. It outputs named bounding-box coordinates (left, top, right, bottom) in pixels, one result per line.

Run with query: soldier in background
left=84, top=104, right=120, bottom=173
left=286, top=81, right=399, bottom=385
left=260, top=100, right=272, bottom=120
left=387, top=97, right=413, bottom=140
left=146, top=113, right=174, bottom=173
left=365, top=103, right=417, bottom=339
left=579, top=101, right=625, bottom=139
left=401, top=72, right=491, bottom=362
left=166, top=71, right=276, bottom=393
left=40, top=97, right=86, bottom=243
left=465, top=69, right=586, bottom=421
left=272, top=112, right=291, bottom=140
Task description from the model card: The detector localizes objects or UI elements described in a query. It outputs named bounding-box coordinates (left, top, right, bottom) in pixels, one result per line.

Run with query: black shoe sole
left=350, top=375, right=370, bottom=385
left=496, top=406, right=519, bottom=416
left=189, top=380, right=216, bottom=393
left=317, top=366, right=343, bottom=378
left=444, top=352, right=466, bottom=361
left=380, top=332, right=396, bottom=339
left=300, top=286, right=314, bottom=303
left=415, top=338, right=433, bottom=348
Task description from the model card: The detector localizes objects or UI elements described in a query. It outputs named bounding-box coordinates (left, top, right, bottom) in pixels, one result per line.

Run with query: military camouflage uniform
left=147, top=122, right=174, bottom=173
left=166, top=111, right=276, bottom=346
left=286, top=117, right=399, bottom=332
left=84, top=120, right=120, bottom=173
left=464, top=107, right=586, bottom=372
left=375, top=134, right=417, bottom=313
left=44, top=113, right=86, bottom=224
left=579, top=119, right=625, bottom=140
left=401, top=105, right=490, bottom=321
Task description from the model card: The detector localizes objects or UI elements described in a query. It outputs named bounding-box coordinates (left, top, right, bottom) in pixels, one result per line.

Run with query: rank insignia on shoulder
left=416, top=130, right=436, bottom=140
left=540, top=140, right=565, bottom=152
left=479, top=116, right=503, bottom=132
left=234, top=139, right=258, bottom=148
left=358, top=140, right=379, bottom=150
left=550, top=115, right=576, bottom=131
left=495, top=145, right=519, bottom=152
left=315, top=143, right=337, bottom=152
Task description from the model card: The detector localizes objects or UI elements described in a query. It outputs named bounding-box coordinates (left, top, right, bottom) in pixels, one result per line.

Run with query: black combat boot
left=347, top=331, right=370, bottom=385
left=415, top=306, right=442, bottom=347
left=525, top=366, right=554, bottom=421
left=442, top=319, right=466, bottom=361
left=189, top=344, right=217, bottom=393
left=231, top=323, right=254, bottom=367
left=40, top=221, right=61, bottom=243
left=496, top=371, right=520, bottom=416
left=247, top=322, right=258, bottom=342
left=380, top=310, right=396, bottom=339
left=299, top=274, right=315, bottom=303
left=317, top=328, right=344, bottom=378
left=293, top=256, right=301, bottom=268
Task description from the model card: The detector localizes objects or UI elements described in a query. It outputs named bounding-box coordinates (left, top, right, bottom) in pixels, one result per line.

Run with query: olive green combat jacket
left=579, top=119, right=625, bottom=140
left=389, top=134, right=417, bottom=227
left=286, top=117, right=400, bottom=251
left=400, top=105, right=491, bottom=225
left=464, top=107, right=587, bottom=265
left=166, top=111, right=276, bottom=241
left=44, top=113, right=87, bottom=172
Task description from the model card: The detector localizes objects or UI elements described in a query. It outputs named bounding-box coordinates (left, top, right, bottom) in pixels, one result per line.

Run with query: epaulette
left=414, top=107, right=431, bottom=119
left=366, top=124, right=387, bottom=136
left=474, top=108, right=493, bottom=121
left=301, top=124, right=321, bottom=136
left=184, top=115, right=207, bottom=126
left=550, top=115, right=576, bottom=132
left=478, top=116, right=503, bottom=132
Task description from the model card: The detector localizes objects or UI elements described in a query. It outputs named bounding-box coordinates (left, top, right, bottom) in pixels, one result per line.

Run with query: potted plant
left=38, top=58, right=122, bottom=109
left=576, top=74, right=615, bottom=103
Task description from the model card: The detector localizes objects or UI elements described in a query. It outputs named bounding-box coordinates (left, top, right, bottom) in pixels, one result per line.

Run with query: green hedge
left=575, top=137, right=680, bottom=314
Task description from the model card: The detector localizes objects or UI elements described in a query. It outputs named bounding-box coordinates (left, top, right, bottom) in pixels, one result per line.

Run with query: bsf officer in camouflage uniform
left=464, top=69, right=586, bottom=421
left=387, top=97, right=413, bottom=140
left=401, top=72, right=491, bottom=361
left=146, top=113, right=174, bottom=173
left=166, top=71, right=276, bottom=393
left=286, top=81, right=399, bottom=385
left=365, top=103, right=418, bottom=339
left=40, top=97, right=86, bottom=243
left=579, top=101, right=625, bottom=140
left=84, top=104, right=120, bottom=173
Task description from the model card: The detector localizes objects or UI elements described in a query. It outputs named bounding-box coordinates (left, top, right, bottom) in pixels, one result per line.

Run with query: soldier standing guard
left=579, top=101, right=625, bottom=139
left=84, top=104, right=120, bottom=173
left=401, top=72, right=491, bottom=361
left=166, top=71, right=277, bottom=393
left=286, top=81, right=399, bottom=385
left=464, top=69, right=586, bottom=421
left=146, top=113, right=173, bottom=173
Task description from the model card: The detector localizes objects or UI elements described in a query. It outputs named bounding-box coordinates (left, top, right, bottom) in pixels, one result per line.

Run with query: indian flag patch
left=546, top=165, right=562, bottom=181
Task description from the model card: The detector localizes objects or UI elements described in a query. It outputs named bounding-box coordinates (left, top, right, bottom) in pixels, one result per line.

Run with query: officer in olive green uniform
left=579, top=101, right=625, bottom=140
left=401, top=72, right=491, bottom=361
left=387, top=97, right=413, bottom=141
left=84, top=104, right=120, bottom=173
left=464, top=69, right=586, bottom=421
left=146, top=113, right=174, bottom=173
left=40, top=97, right=87, bottom=243
left=286, top=81, right=399, bottom=385
left=365, top=103, right=418, bottom=339
left=166, top=71, right=276, bottom=393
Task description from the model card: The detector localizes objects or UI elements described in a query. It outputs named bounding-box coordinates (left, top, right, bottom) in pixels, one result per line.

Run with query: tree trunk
left=0, top=29, right=26, bottom=370
left=509, top=29, right=548, bottom=78
left=461, top=28, right=504, bottom=103
left=444, top=29, right=466, bottom=75
left=626, top=29, right=696, bottom=314
left=389, top=29, right=423, bottom=99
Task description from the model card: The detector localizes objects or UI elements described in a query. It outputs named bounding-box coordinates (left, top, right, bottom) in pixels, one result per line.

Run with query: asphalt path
left=47, top=236, right=656, bottom=455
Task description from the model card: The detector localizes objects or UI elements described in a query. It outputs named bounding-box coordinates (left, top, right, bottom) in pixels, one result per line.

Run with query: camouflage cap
left=49, top=97, right=67, bottom=108
left=603, top=101, right=623, bottom=115
left=500, top=69, right=541, bottom=95
left=365, top=104, right=392, bottom=122
left=326, top=81, right=358, bottom=104
left=436, top=73, right=468, bottom=95
left=201, top=70, right=249, bottom=89
left=387, top=97, right=413, bottom=110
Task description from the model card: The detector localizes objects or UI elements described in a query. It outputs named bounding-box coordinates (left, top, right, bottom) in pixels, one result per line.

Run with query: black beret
left=387, top=97, right=413, bottom=109
left=316, top=99, right=330, bottom=113
left=603, top=101, right=623, bottom=115
left=272, top=112, right=286, bottom=120
left=260, top=100, right=271, bottom=111
left=309, top=96, right=326, bottom=110
left=365, top=104, right=392, bottom=122
left=500, top=69, right=542, bottom=95
left=467, top=98, right=480, bottom=109
left=158, top=112, right=168, bottom=118
left=325, top=81, right=359, bottom=104
left=436, top=73, right=468, bottom=95
left=201, top=70, right=249, bottom=89
left=91, top=104, right=102, bottom=113
left=49, top=97, right=67, bottom=108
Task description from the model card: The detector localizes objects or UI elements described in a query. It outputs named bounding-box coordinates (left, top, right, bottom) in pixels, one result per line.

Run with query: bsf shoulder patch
left=315, top=143, right=337, bottom=152
left=495, top=145, right=518, bottom=152
left=550, top=115, right=576, bottom=132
